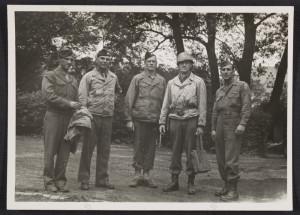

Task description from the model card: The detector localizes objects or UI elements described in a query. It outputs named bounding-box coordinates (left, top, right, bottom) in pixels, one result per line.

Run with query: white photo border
left=7, top=5, right=294, bottom=211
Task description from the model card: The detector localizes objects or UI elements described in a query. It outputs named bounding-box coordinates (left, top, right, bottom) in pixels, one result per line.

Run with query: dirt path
left=14, top=136, right=287, bottom=202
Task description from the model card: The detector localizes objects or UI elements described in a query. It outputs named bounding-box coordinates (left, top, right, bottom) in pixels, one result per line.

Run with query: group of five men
left=41, top=47, right=251, bottom=201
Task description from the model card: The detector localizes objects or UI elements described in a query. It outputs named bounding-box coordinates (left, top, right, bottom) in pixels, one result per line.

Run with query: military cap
left=177, top=52, right=194, bottom=64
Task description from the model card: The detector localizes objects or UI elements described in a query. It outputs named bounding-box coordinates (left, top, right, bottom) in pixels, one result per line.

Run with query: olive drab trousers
left=215, top=112, right=242, bottom=183
left=78, top=115, right=113, bottom=185
left=169, top=117, right=198, bottom=176
left=43, top=111, right=72, bottom=186
left=132, top=121, right=157, bottom=172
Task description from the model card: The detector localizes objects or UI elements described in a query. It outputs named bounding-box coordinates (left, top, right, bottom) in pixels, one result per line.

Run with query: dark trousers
left=215, top=114, right=242, bottom=183
left=132, top=121, right=157, bottom=172
left=169, top=117, right=197, bottom=176
left=78, top=115, right=113, bottom=184
left=43, top=111, right=72, bottom=186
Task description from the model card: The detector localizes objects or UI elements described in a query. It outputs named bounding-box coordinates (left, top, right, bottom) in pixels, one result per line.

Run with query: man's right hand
left=126, top=121, right=134, bottom=131
left=70, top=101, right=81, bottom=109
left=159, top=125, right=166, bottom=135
left=211, top=130, right=216, bottom=142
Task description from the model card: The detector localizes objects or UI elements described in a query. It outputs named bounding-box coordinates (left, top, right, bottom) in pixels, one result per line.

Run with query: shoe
left=215, top=182, right=229, bottom=197
left=220, top=181, right=239, bottom=201
left=163, top=174, right=179, bottom=192
left=96, top=182, right=115, bottom=189
left=220, top=190, right=239, bottom=201
left=80, top=182, right=89, bottom=190
left=187, top=174, right=196, bottom=195
left=129, top=176, right=143, bottom=187
left=45, top=183, right=58, bottom=192
left=144, top=178, right=158, bottom=188
left=143, top=172, right=157, bottom=188
left=56, top=186, right=70, bottom=193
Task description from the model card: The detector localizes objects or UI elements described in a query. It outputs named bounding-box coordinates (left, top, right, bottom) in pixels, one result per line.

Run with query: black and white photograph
left=7, top=5, right=293, bottom=211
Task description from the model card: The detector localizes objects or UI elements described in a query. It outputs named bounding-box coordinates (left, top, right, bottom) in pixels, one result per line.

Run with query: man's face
left=59, top=56, right=74, bottom=72
left=145, top=55, right=157, bottom=72
left=178, top=60, right=193, bottom=74
left=95, top=55, right=111, bottom=69
left=221, top=64, right=235, bottom=80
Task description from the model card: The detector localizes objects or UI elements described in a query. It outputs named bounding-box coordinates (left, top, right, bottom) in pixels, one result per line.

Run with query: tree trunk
left=268, top=44, right=288, bottom=110
left=237, top=14, right=256, bottom=85
left=170, top=13, right=185, bottom=54
left=205, top=13, right=220, bottom=95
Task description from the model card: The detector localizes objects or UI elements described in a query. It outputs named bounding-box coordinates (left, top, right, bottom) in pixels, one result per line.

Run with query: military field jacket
left=159, top=72, right=207, bottom=127
left=42, top=66, right=78, bottom=114
left=212, top=80, right=251, bottom=130
left=125, top=71, right=166, bottom=123
left=78, top=68, right=118, bottom=116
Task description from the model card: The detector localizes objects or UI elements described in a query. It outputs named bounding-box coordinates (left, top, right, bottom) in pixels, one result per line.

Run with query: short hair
left=144, top=51, right=156, bottom=61
left=220, top=61, right=233, bottom=68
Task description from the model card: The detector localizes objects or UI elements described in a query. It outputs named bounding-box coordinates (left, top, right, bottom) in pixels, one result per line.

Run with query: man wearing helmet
left=159, top=51, right=207, bottom=195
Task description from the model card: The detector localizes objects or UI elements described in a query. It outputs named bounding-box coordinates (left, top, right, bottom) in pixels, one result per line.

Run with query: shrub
left=244, top=103, right=272, bottom=155
left=16, top=90, right=46, bottom=134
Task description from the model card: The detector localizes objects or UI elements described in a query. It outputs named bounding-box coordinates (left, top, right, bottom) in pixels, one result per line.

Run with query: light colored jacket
left=125, top=71, right=166, bottom=123
left=159, top=72, right=207, bottom=127
left=78, top=68, right=118, bottom=116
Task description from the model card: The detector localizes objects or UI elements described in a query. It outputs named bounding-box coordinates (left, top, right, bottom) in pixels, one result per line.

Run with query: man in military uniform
left=125, top=52, right=166, bottom=188
left=211, top=61, right=251, bottom=201
left=159, top=52, right=207, bottom=195
left=42, top=47, right=81, bottom=192
left=78, top=48, right=121, bottom=190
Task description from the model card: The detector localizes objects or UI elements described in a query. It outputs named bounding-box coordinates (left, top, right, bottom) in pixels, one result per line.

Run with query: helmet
left=177, top=52, right=194, bottom=64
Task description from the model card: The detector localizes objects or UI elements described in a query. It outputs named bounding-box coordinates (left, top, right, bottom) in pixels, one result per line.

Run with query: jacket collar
left=92, top=68, right=115, bottom=82
left=174, top=72, right=196, bottom=87
left=54, top=66, right=73, bottom=83
left=141, top=71, right=160, bottom=85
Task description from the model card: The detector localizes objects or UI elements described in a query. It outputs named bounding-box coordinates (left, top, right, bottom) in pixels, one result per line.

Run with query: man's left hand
left=235, top=124, right=246, bottom=135
left=195, top=127, right=204, bottom=136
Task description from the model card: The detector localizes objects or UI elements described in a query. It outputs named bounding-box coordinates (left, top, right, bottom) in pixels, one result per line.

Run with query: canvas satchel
left=191, top=134, right=211, bottom=173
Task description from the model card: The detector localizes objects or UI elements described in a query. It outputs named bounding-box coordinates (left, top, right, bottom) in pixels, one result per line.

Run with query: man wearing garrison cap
left=77, top=48, right=121, bottom=190
left=125, top=52, right=166, bottom=188
left=159, top=51, right=207, bottom=195
left=211, top=61, right=251, bottom=201
left=42, top=47, right=81, bottom=192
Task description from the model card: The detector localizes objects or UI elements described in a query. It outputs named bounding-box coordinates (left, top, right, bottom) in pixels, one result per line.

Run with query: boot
left=220, top=181, right=239, bottom=201
left=187, top=174, right=196, bottom=195
left=44, top=183, right=58, bottom=193
left=163, top=174, right=179, bottom=192
left=215, top=181, right=229, bottom=197
left=143, top=171, right=158, bottom=188
left=129, top=169, right=143, bottom=187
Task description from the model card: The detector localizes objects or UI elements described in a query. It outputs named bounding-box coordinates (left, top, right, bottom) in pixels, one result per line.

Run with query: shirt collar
left=174, top=72, right=195, bottom=86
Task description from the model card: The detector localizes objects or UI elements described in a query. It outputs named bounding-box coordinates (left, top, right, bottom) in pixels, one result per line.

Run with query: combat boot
left=163, top=174, right=179, bottom=192
left=187, top=174, right=196, bottom=195
left=143, top=171, right=158, bottom=188
left=129, top=169, right=143, bottom=187
left=215, top=181, right=229, bottom=196
left=220, top=181, right=239, bottom=201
